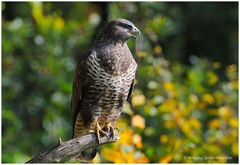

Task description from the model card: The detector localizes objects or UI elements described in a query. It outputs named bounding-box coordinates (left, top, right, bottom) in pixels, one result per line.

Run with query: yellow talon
left=96, top=122, right=108, bottom=144
left=104, top=123, right=118, bottom=138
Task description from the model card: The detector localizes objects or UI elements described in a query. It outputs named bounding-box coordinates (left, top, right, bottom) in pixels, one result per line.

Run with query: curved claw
left=104, top=124, right=121, bottom=139
left=96, top=122, right=108, bottom=144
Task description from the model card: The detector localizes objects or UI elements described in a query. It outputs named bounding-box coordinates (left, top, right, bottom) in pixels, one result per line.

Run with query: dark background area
left=3, top=2, right=238, bottom=65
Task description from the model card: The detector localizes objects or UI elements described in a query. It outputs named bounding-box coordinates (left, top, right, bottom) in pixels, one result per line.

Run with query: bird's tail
left=73, top=114, right=97, bottom=162
left=79, top=147, right=97, bottom=162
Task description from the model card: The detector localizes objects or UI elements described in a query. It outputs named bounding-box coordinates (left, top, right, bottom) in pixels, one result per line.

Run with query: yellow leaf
left=160, top=134, right=168, bottom=144
left=117, top=117, right=128, bottom=129
left=119, top=129, right=133, bottom=145
left=174, top=138, right=182, bottom=150
left=136, top=51, right=148, bottom=58
left=227, top=64, right=237, bottom=73
left=133, top=134, right=142, bottom=148
left=163, top=81, right=174, bottom=91
left=231, top=143, right=238, bottom=156
left=218, top=106, right=232, bottom=119
left=189, top=94, right=199, bottom=104
left=209, top=119, right=220, bottom=129
left=131, top=115, right=145, bottom=129
left=160, top=99, right=177, bottom=112
left=189, top=118, right=201, bottom=129
left=101, top=148, right=122, bottom=163
left=154, top=45, right=162, bottom=54
left=233, top=80, right=238, bottom=90
left=221, top=136, right=231, bottom=145
left=229, top=118, right=238, bottom=128
left=159, top=155, right=172, bottom=163
left=164, top=120, right=176, bottom=129
left=228, top=81, right=238, bottom=90
left=182, top=123, right=191, bottom=135
left=208, top=108, right=218, bottom=115
left=180, top=120, right=192, bottom=135
left=54, top=17, right=64, bottom=30
left=207, top=71, right=218, bottom=85
left=135, top=155, right=149, bottom=163
left=202, top=93, right=215, bottom=104
left=197, top=101, right=207, bottom=110
left=213, top=62, right=221, bottom=69
left=131, top=94, right=146, bottom=107
left=214, top=91, right=224, bottom=104
left=172, top=108, right=182, bottom=123
left=125, top=151, right=134, bottom=163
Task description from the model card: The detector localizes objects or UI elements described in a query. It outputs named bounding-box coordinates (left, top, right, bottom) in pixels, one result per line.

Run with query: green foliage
left=2, top=2, right=238, bottom=163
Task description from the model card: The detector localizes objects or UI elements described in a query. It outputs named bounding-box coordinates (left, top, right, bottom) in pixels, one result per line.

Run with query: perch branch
left=26, top=133, right=119, bottom=163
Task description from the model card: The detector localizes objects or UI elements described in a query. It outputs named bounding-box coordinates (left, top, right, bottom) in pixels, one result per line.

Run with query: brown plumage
left=71, top=18, right=140, bottom=161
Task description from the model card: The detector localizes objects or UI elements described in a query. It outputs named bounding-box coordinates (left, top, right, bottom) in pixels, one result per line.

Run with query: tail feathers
left=79, top=147, right=97, bottom=162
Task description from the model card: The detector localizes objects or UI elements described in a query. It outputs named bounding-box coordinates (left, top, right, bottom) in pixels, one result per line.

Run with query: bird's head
left=97, top=18, right=140, bottom=43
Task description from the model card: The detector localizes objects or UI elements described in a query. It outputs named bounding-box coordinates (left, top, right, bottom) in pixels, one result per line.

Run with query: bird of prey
left=71, top=18, right=140, bottom=161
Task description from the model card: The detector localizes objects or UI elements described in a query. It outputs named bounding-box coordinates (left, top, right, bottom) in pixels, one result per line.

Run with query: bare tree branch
left=26, top=133, right=119, bottom=163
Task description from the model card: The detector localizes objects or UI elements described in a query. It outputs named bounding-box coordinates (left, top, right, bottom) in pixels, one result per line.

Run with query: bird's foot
left=103, top=124, right=120, bottom=139
left=96, top=122, right=108, bottom=144
left=104, top=123, right=115, bottom=138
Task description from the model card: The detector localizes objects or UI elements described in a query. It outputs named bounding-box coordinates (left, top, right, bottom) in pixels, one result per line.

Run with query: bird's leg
left=96, top=122, right=108, bottom=144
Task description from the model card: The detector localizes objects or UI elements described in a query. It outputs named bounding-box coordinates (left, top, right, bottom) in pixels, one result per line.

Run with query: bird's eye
left=119, top=23, right=132, bottom=29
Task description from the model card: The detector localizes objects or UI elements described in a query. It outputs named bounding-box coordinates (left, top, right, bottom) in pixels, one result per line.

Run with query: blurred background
left=2, top=2, right=238, bottom=163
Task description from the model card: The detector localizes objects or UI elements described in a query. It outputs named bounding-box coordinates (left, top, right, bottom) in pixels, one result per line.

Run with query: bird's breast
left=96, top=43, right=136, bottom=76
left=85, top=52, right=136, bottom=91
left=83, top=51, right=137, bottom=124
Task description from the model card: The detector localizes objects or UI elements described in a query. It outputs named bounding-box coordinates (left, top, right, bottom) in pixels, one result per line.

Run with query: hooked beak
left=130, top=26, right=140, bottom=38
